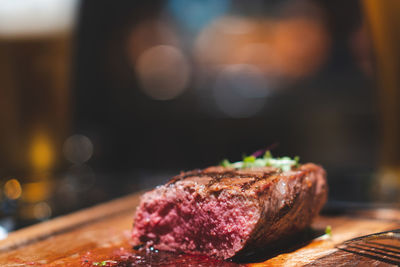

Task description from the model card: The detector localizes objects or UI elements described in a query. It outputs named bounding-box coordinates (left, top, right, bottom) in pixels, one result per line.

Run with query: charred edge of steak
left=234, top=165, right=327, bottom=258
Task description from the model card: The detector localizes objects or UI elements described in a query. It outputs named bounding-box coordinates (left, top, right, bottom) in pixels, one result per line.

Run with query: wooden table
left=0, top=193, right=399, bottom=266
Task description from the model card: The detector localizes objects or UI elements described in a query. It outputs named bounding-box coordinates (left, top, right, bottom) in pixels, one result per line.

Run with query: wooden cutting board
left=0, top=193, right=399, bottom=266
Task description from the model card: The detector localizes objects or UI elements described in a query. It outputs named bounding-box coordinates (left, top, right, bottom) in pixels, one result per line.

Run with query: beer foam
left=0, top=0, right=79, bottom=38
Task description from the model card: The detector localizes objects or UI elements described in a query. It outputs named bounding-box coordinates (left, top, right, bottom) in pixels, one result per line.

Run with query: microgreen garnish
left=294, top=156, right=300, bottom=167
left=243, top=155, right=256, bottom=163
left=242, top=155, right=256, bottom=168
left=93, top=260, right=117, bottom=266
left=325, top=225, right=332, bottom=237
left=220, top=159, right=231, bottom=167
left=220, top=150, right=300, bottom=171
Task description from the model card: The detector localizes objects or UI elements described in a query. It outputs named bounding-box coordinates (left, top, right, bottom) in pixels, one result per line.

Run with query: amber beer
left=0, top=0, right=78, bottom=182
left=363, top=0, right=400, bottom=201
left=0, top=2, right=79, bottom=221
left=0, top=33, right=71, bottom=178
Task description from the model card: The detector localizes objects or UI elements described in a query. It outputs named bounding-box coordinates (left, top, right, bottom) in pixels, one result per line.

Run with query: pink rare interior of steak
left=132, top=181, right=261, bottom=259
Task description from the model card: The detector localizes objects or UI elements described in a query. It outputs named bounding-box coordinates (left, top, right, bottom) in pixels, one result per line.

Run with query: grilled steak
left=132, top=163, right=327, bottom=259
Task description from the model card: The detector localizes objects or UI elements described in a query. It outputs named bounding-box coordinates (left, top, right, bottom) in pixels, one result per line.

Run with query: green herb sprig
left=93, top=260, right=117, bottom=266
left=221, top=151, right=300, bottom=171
left=325, top=225, right=332, bottom=237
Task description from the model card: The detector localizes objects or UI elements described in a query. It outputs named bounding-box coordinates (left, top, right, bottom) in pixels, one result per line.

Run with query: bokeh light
left=194, top=16, right=261, bottom=66
left=135, top=45, right=190, bottom=100
left=63, top=134, right=93, bottom=164
left=194, top=13, right=329, bottom=81
left=29, top=132, right=54, bottom=172
left=21, top=181, right=52, bottom=203
left=55, top=179, right=78, bottom=210
left=4, top=179, right=22, bottom=200
left=33, top=201, right=51, bottom=220
left=0, top=226, right=8, bottom=240
left=127, top=19, right=179, bottom=62
left=168, top=0, right=230, bottom=31
left=213, top=64, right=267, bottom=118
left=227, top=64, right=269, bottom=98
left=65, top=164, right=95, bottom=193
left=272, top=17, right=330, bottom=78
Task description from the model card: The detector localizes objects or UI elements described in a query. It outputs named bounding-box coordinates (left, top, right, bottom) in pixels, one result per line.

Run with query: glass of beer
left=363, top=0, right=400, bottom=202
left=0, top=0, right=79, bottom=224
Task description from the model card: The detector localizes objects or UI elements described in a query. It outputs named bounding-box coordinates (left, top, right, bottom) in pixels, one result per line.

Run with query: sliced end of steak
left=132, top=163, right=327, bottom=259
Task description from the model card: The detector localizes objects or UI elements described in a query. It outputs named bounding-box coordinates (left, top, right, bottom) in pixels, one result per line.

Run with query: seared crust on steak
left=132, top=163, right=327, bottom=259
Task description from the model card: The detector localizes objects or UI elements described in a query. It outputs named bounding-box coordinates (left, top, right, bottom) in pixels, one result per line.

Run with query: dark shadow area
left=232, top=227, right=326, bottom=263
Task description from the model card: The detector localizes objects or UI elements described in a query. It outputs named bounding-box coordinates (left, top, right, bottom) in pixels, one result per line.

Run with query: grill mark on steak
left=239, top=174, right=277, bottom=191
left=171, top=170, right=255, bottom=181
left=168, top=169, right=282, bottom=192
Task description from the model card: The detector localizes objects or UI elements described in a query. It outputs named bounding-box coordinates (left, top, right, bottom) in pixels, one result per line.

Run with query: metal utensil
left=337, top=229, right=400, bottom=265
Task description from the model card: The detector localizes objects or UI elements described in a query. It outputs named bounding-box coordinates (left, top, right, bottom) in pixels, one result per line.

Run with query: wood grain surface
left=0, top=192, right=399, bottom=266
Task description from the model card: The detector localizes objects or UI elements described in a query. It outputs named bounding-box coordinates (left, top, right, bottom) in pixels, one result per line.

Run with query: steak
left=132, top=163, right=327, bottom=259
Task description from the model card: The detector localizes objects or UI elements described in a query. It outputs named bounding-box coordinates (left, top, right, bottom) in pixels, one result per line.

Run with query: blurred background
left=0, top=0, right=399, bottom=235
